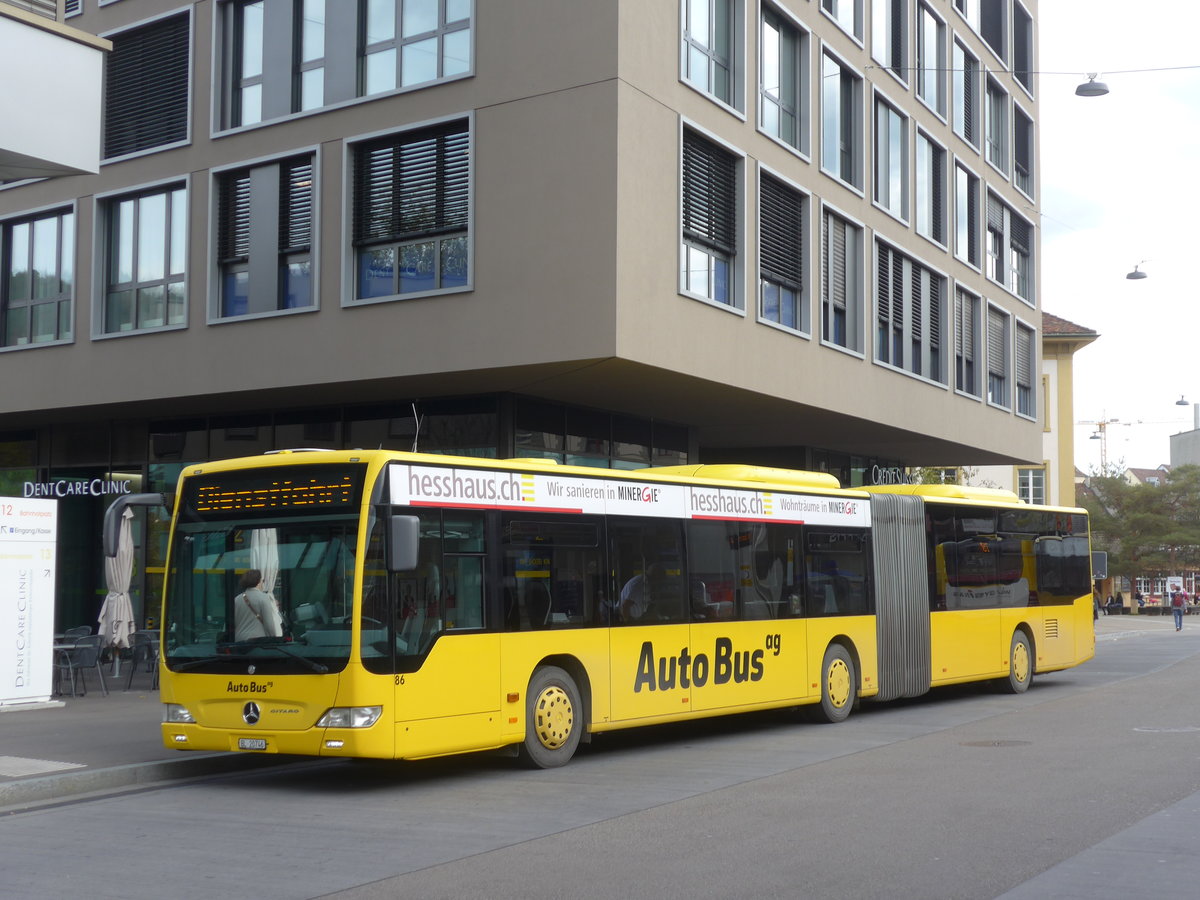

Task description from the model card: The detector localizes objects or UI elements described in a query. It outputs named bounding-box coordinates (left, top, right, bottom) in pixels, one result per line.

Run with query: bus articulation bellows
left=105, top=451, right=1093, bottom=768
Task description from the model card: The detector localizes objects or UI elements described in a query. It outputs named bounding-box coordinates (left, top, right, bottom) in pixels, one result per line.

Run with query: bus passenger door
left=607, top=519, right=692, bottom=722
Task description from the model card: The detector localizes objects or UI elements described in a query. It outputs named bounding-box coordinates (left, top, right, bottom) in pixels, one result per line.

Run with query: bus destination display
left=184, top=465, right=365, bottom=518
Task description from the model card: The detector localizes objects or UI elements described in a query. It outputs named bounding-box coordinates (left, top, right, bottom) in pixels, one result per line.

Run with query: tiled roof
left=1042, top=311, right=1098, bottom=337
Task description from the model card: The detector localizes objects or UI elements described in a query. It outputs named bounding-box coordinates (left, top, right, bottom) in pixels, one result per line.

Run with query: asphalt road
left=3, top=623, right=1198, bottom=900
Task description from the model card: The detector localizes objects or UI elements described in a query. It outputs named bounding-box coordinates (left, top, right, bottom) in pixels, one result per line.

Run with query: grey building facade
left=0, top=0, right=1043, bottom=628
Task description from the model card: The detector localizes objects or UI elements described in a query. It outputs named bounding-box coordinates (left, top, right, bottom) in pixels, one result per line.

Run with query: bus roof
left=863, top=484, right=1023, bottom=503
left=637, top=464, right=843, bottom=491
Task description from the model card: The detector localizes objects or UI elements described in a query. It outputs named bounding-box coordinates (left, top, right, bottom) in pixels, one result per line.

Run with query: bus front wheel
left=519, top=666, right=582, bottom=768
left=815, top=644, right=855, bottom=723
left=1002, top=631, right=1033, bottom=694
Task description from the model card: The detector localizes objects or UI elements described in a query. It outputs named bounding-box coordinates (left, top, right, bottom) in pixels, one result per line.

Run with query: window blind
left=759, top=174, right=802, bottom=290
left=104, top=13, right=190, bottom=159
left=353, top=122, right=469, bottom=246
left=682, top=131, right=737, bottom=256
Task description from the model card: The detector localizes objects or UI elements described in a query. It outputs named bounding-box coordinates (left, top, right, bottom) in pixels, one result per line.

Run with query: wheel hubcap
left=533, top=685, right=574, bottom=750
left=1012, top=641, right=1030, bottom=683
left=826, top=658, right=851, bottom=709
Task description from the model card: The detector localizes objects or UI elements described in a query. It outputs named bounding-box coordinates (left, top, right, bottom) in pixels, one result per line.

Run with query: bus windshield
left=163, top=515, right=359, bottom=675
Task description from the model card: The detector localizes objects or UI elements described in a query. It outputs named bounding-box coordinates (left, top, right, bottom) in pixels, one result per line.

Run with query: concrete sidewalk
left=0, top=669, right=297, bottom=812
left=0, top=612, right=1188, bottom=813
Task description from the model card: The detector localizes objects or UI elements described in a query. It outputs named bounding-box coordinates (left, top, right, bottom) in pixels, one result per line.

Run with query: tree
left=1081, top=465, right=1200, bottom=597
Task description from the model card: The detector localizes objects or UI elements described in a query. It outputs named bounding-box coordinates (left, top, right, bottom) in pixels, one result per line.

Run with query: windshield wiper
left=172, top=641, right=330, bottom=674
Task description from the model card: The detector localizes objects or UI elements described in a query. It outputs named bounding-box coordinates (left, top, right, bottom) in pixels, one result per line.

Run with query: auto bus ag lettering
left=633, top=634, right=782, bottom=692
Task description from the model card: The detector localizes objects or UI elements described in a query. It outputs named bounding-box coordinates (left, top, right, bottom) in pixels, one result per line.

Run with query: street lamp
left=1075, top=73, right=1110, bottom=97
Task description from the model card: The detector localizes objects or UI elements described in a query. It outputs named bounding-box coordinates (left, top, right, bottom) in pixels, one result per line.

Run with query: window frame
left=210, top=147, right=321, bottom=322
left=757, top=164, right=809, bottom=336
left=872, top=89, right=909, bottom=223
left=873, top=238, right=947, bottom=384
left=952, top=37, right=980, bottom=149
left=1014, top=317, right=1036, bottom=420
left=93, top=177, right=190, bottom=339
left=359, top=0, right=475, bottom=99
left=758, top=2, right=809, bottom=156
left=953, top=285, right=981, bottom=398
left=1016, top=466, right=1045, bottom=505
left=985, top=301, right=1010, bottom=410
left=345, top=114, right=473, bottom=307
left=821, top=0, right=864, bottom=43
left=680, top=123, right=745, bottom=313
left=870, top=0, right=908, bottom=85
left=985, top=75, right=1009, bottom=176
left=915, top=2, right=947, bottom=119
left=102, top=8, right=193, bottom=163
left=0, top=203, right=76, bottom=350
left=820, top=202, right=864, bottom=355
left=1013, top=103, right=1034, bottom=199
left=1013, top=1, right=1034, bottom=97
left=820, top=49, right=864, bottom=193
left=915, top=130, right=947, bottom=248
left=954, top=158, right=981, bottom=269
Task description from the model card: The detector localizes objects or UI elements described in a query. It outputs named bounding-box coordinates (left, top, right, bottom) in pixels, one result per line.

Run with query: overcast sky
left=1037, top=3, right=1200, bottom=473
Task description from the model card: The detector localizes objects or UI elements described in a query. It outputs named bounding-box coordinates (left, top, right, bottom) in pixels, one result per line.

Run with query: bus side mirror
left=388, top=515, right=420, bottom=571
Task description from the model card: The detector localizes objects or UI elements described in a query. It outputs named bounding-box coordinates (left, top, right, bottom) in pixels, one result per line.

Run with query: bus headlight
left=163, top=703, right=195, bottom=724
left=316, top=706, right=382, bottom=728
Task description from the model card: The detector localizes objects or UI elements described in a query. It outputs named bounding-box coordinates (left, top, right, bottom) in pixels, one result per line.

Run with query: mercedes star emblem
left=243, top=701, right=261, bottom=725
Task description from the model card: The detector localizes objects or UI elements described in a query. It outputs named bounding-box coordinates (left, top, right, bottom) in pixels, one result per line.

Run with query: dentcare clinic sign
left=1, top=497, right=57, bottom=706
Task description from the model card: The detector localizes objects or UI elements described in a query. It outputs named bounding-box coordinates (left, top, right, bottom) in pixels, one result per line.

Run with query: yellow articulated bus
left=104, top=450, right=1094, bottom=768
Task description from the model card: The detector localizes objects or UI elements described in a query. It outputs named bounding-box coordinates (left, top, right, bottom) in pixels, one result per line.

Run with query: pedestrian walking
left=1171, top=589, right=1186, bottom=631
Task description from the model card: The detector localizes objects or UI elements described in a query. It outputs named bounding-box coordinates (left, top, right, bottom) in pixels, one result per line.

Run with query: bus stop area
left=0, top=611, right=1183, bottom=814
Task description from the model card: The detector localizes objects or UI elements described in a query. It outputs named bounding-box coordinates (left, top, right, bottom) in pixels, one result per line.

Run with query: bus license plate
left=238, top=738, right=267, bottom=751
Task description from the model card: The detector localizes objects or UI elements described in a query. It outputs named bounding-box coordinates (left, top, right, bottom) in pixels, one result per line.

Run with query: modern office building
left=963, top=311, right=1096, bottom=507
left=0, top=0, right=1044, bottom=629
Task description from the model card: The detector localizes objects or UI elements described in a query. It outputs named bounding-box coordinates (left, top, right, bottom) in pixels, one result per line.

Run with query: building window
left=986, top=193, right=1032, bottom=302
left=1014, top=106, right=1033, bottom=196
left=954, top=287, right=979, bottom=396
left=821, top=208, right=861, bottom=352
left=352, top=121, right=470, bottom=301
left=1015, top=321, right=1035, bottom=418
left=916, top=3, right=945, bottom=116
left=1014, top=4, right=1033, bottom=94
left=361, top=0, right=472, bottom=97
left=873, top=96, right=907, bottom=220
left=985, top=77, right=1008, bottom=172
left=759, top=6, right=806, bottom=152
left=822, top=53, right=862, bottom=189
left=295, top=0, right=326, bottom=112
left=104, top=12, right=190, bottom=158
left=954, top=162, right=979, bottom=266
left=217, top=153, right=316, bottom=317
left=980, top=0, right=1006, bottom=62
left=952, top=40, right=979, bottom=147
left=871, top=0, right=907, bottom=80
left=103, top=185, right=186, bottom=333
left=822, top=0, right=862, bottom=40
left=759, top=172, right=806, bottom=332
left=229, top=1, right=265, bottom=126
left=1, top=209, right=73, bottom=347
left=916, top=132, right=945, bottom=245
left=953, top=0, right=978, bottom=29
left=986, top=304, right=1009, bottom=407
left=681, top=129, right=739, bottom=307
left=875, top=241, right=945, bottom=382
left=1017, top=467, right=1044, bottom=505
left=683, top=0, right=738, bottom=107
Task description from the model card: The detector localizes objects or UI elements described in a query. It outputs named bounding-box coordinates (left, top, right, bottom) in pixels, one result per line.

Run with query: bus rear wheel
left=519, top=666, right=582, bottom=768
left=815, top=644, right=855, bottom=723
left=1002, top=631, right=1033, bottom=694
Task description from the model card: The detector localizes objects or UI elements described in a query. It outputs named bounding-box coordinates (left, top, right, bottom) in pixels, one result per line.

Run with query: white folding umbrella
left=98, top=507, right=136, bottom=670
left=250, top=528, right=280, bottom=604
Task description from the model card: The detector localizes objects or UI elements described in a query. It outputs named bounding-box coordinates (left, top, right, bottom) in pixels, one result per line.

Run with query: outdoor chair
left=54, top=634, right=109, bottom=698
left=63, top=625, right=92, bottom=638
left=126, top=630, right=160, bottom=690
